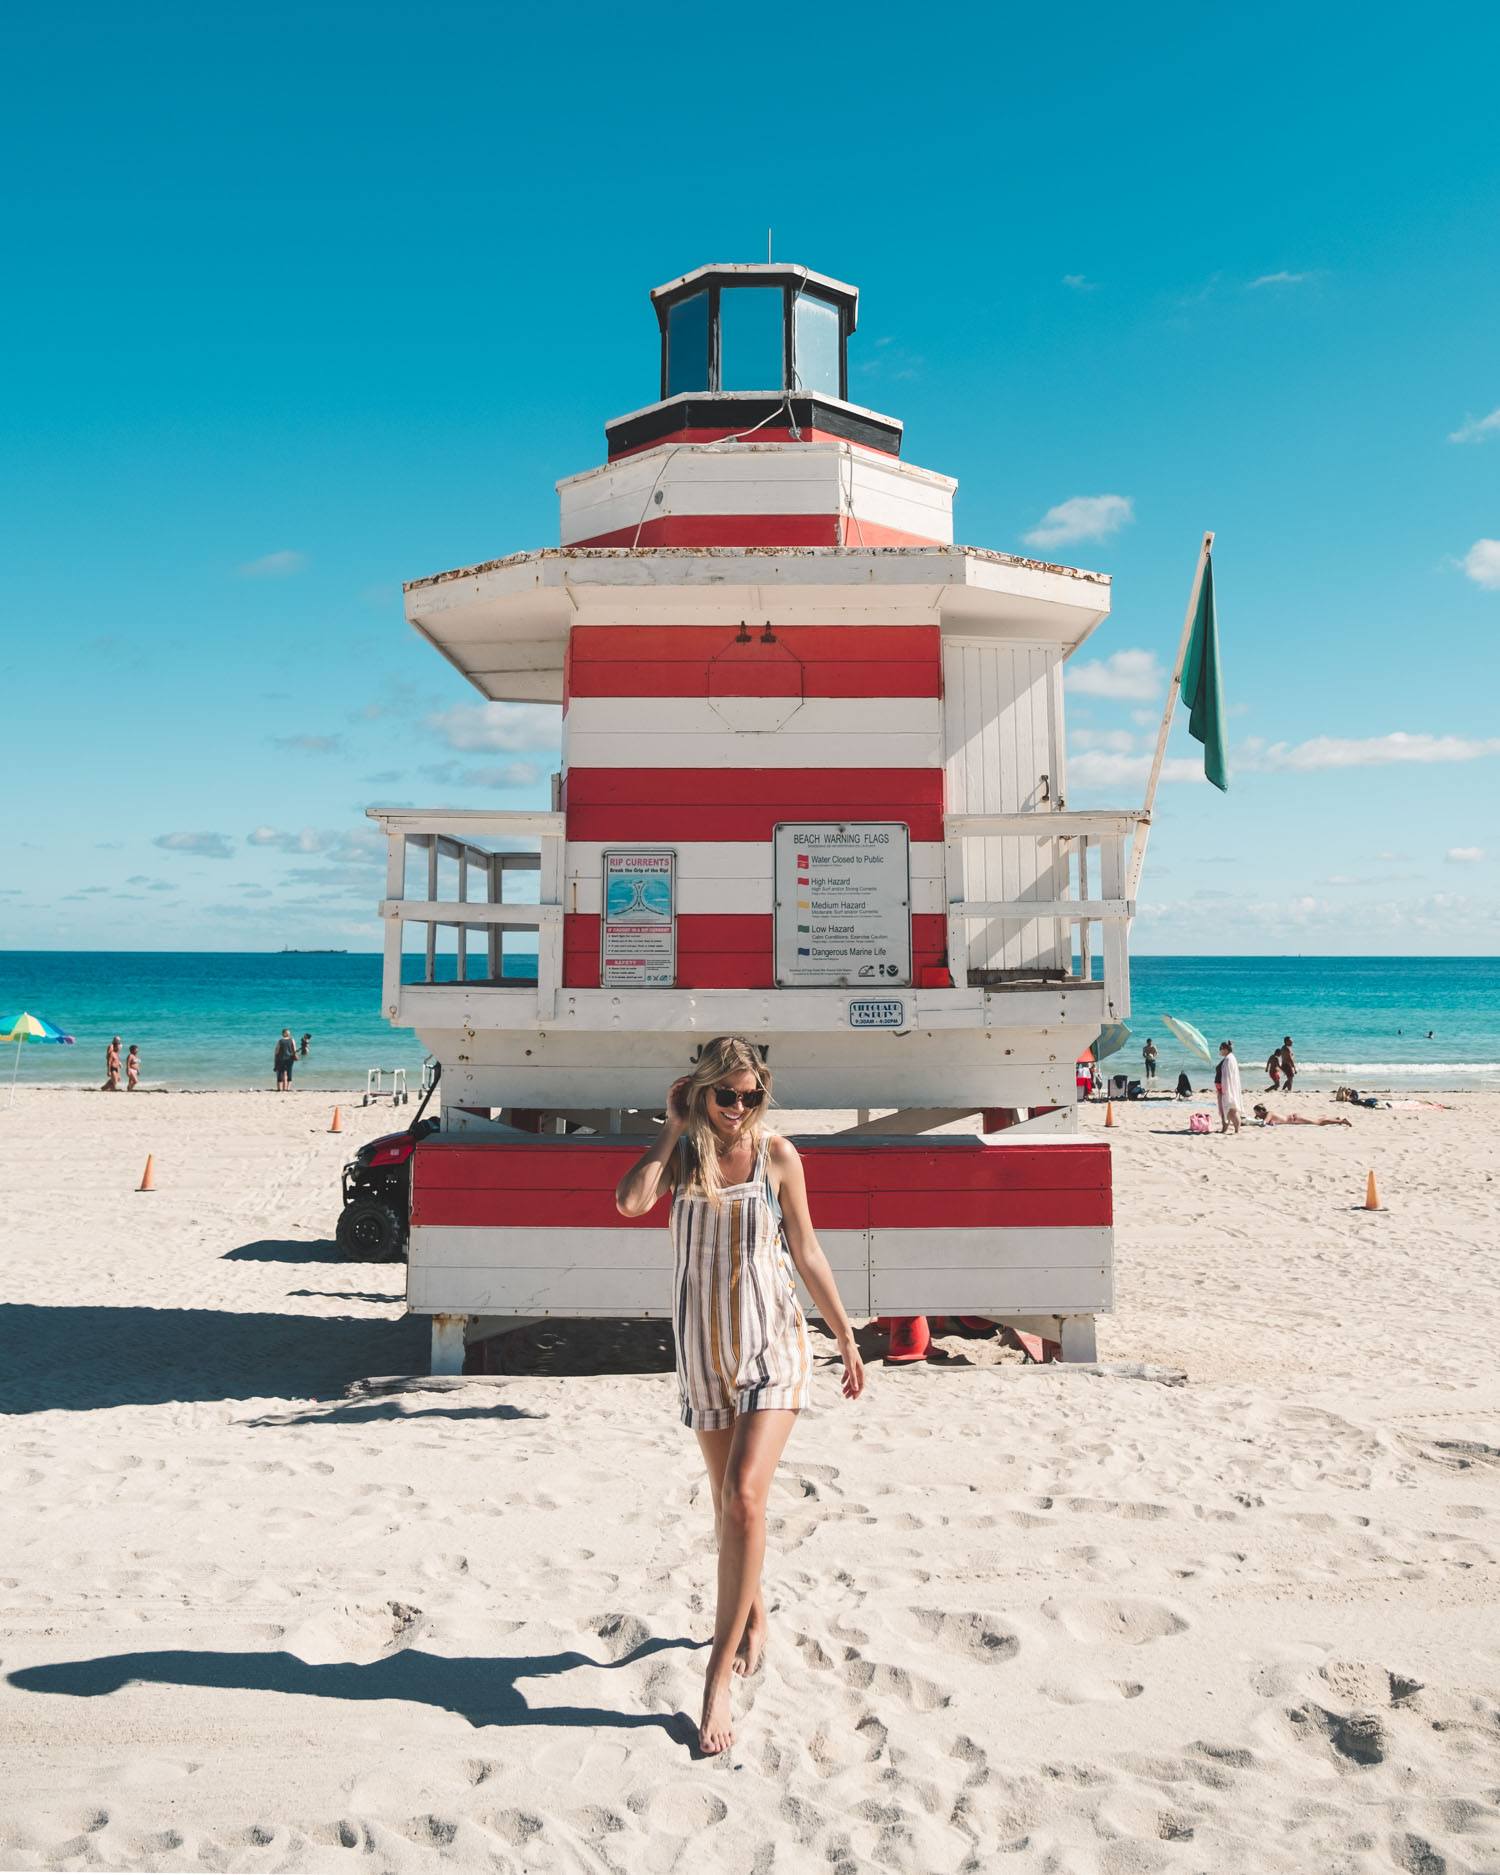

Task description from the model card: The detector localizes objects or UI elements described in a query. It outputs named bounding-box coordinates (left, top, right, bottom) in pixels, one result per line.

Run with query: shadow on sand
left=223, top=1238, right=357, bottom=1264
left=7, top=1637, right=700, bottom=1744
left=0, top=1300, right=430, bottom=1415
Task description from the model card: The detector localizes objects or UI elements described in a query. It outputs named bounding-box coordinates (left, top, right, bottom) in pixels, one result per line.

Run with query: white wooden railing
left=943, top=810, right=1142, bottom=1019
left=367, top=809, right=566, bottom=1021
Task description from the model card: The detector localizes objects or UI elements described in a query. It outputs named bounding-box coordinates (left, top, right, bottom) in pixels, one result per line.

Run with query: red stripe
left=411, top=1138, right=1111, bottom=1229
left=607, top=427, right=901, bottom=462
left=562, top=912, right=947, bottom=989
left=567, top=805, right=946, bottom=842
left=565, top=767, right=943, bottom=806
left=566, top=626, right=941, bottom=699
left=564, top=768, right=945, bottom=845
left=566, top=515, right=944, bottom=550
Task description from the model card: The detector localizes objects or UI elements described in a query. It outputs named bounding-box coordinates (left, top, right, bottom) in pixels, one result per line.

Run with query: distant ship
left=280, top=948, right=349, bottom=955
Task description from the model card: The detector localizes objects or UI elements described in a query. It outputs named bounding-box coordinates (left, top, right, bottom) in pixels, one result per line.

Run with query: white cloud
left=1446, top=846, right=1485, bottom=863
left=1024, top=494, right=1133, bottom=549
left=1067, top=751, right=1205, bottom=790
left=1258, top=732, right=1500, bottom=771
left=1070, top=728, right=1136, bottom=754
left=427, top=701, right=561, bottom=753
left=238, top=549, right=307, bottom=578
left=458, top=761, right=543, bottom=789
left=1061, top=274, right=1096, bottom=292
left=1066, top=648, right=1164, bottom=701
left=153, top=831, right=235, bottom=859
left=1449, top=408, right=1500, bottom=445
left=1247, top=270, right=1309, bottom=288
left=271, top=733, right=342, bottom=754
left=247, top=826, right=385, bottom=866
left=1461, top=539, right=1500, bottom=589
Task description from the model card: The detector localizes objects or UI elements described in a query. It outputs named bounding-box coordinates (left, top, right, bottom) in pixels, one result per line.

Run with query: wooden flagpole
left=1127, top=529, right=1213, bottom=900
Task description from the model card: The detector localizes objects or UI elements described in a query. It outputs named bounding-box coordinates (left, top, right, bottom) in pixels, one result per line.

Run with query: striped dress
left=670, top=1135, right=812, bottom=1430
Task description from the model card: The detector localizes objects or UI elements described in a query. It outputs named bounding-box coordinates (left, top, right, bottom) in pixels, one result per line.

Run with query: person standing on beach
left=274, top=1029, right=297, bottom=1092
left=614, top=1035, right=865, bottom=1757
left=1265, top=1047, right=1283, bottom=1092
left=1215, top=1040, right=1243, bottom=1134
left=1142, top=1037, right=1158, bottom=1087
left=1278, top=1036, right=1296, bottom=1092
left=102, top=1036, right=122, bottom=1092
left=125, top=1045, right=140, bottom=1091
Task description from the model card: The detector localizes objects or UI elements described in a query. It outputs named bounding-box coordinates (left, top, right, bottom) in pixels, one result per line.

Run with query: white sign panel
left=773, top=823, right=911, bottom=989
left=601, top=850, right=676, bottom=987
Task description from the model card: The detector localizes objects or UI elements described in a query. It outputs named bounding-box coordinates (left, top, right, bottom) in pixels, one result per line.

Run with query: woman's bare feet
left=732, top=1611, right=767, bottom=1676
left=699, top=1672, right=734, bottom=1754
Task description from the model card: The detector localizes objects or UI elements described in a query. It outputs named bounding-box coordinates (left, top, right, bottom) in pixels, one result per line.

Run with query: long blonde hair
left=676, top=1035, right=774, bottom=1203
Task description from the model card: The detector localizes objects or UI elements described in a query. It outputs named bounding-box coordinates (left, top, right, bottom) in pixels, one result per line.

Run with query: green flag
left=1179, top=551, right=1227, bottom=790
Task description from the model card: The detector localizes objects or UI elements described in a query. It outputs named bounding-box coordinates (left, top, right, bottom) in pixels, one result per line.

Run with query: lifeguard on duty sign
left=773, top=822, right=912, bottom=989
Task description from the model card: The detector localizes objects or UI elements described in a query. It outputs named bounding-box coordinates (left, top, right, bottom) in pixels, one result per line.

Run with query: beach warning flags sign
left=1181, top=550, right=1228, bottom=791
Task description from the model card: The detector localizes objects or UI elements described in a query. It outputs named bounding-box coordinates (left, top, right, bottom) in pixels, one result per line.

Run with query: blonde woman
left=615, top=1035, right=865, bottom=1756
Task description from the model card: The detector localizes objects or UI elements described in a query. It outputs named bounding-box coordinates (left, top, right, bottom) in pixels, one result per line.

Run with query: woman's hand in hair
left=666, top=1077, right=692, bottom=1130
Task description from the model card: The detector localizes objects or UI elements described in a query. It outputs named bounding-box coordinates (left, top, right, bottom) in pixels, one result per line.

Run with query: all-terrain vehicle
left=335, top=1066, right=440, bottom=1260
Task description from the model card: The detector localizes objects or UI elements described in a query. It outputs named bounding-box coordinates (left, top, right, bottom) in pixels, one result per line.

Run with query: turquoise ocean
left=3, top=952, right=1497, bottom=1094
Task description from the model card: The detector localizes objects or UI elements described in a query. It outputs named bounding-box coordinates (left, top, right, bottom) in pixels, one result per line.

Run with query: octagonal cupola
left=602, top=262, right=904, bottom=460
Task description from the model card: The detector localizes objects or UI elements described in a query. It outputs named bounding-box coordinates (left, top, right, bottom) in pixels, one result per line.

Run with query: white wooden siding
left=941, top=639, right=1066, bottom=978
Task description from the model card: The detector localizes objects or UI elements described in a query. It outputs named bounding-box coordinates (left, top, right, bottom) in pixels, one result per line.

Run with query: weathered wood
left=430, top=1313, right=468, bottom=1375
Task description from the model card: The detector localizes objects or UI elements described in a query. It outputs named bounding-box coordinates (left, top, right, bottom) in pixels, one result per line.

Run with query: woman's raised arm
left=614, top=1078, right=688, bottom=1217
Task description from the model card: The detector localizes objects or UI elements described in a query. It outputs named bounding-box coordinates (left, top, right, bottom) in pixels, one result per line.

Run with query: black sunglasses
left=712, top=1085, right=765, bottom=1110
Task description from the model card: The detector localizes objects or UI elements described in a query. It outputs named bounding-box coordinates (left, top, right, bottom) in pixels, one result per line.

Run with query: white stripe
left=871, top=1226, right=1112, bottom=1269
left=566, top=730, right=941, bottom=770
left=567, top=696, right=938, bottom=737
left=869, top=1266, right=1111, bottom=1315
left=409, top=1225, right=869, bottom=1317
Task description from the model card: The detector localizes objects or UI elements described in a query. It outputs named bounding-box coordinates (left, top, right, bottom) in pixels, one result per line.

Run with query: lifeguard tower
left=369, top=262, right=1141, bottom=1373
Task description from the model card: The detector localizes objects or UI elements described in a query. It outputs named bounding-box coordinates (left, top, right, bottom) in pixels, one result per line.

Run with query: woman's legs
left=693, top=1426, right=768, bottom=1675
left=697, top=1408, right=797, bottom=1754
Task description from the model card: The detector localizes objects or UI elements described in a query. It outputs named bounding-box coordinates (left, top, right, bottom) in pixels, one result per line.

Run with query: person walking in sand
left=274, top=1029, right=297, bottom=1092
left=102, top=1036, right=122, bottom=1092
left=1215, top=1040, right=1243, bottom=1134
left=125, top=1045, right=140, bottom=1091
left=1142, top=1037, right=1158, bottom=1088
left=1278, top=1036, right=1296, bottom=1093
left=1265, top=1047, right=1283, bottom=1092
left=614, top=1035, right=865, bottom=1757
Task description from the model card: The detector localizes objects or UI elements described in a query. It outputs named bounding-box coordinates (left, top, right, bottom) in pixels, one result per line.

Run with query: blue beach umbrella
left=1093, top=1022, right=1132, bottom=1061
left=1162, top=1013, right=1213, bottom=1064
left=1, top=1011, right=76, bottom=1105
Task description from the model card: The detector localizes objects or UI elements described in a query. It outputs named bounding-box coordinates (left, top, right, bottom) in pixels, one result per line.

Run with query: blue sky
left=3, top=0, right=1497, bottom=955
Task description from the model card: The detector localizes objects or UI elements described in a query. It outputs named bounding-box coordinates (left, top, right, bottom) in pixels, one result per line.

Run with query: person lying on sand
left=1252, top=1103, right=1351, bottom=1127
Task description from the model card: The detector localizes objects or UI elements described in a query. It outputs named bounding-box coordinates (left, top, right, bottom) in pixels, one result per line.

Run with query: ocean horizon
left=3, top=950, right=1497, bottom=1095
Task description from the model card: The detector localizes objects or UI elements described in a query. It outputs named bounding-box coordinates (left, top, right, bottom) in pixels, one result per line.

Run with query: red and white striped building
left=371, top=262, right=1141, bottom=1371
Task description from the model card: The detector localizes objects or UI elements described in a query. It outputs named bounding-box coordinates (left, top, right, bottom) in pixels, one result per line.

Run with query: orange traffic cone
left=1364, top=1170, right=1382, bottom=1211
left=329, top=1106, right=343, bottom=1133
left=137, top=1154, right=156, bottom=1192
left=1104, top=1100, right=1116, bottom=1128
left=884, top=1316, right=932, bottom=1364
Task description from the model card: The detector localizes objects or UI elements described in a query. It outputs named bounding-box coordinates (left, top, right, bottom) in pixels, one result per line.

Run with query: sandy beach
left=2, top=1086, right=1498, bottom=1874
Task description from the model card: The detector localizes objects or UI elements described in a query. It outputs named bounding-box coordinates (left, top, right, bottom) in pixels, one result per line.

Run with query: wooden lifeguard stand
left=369, top=262, right=1140, bottom=1373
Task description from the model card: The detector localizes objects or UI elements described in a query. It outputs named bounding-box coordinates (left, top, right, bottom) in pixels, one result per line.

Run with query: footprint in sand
left=1041, top=1596, right=1188, bottom=1645
left=902, top=1609, right=1020, bottom=1662
left=1040, top=1674, right=1145, bottom=1705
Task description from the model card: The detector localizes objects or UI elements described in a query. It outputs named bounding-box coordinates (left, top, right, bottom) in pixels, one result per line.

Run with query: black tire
left=336, top=1197, right=405, bottom=1261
